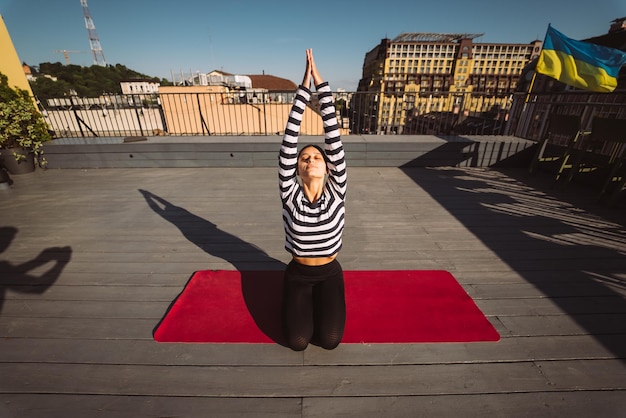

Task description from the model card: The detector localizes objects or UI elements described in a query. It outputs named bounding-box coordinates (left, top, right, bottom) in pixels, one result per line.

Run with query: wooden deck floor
left=0, top=165, right=625, bottom=417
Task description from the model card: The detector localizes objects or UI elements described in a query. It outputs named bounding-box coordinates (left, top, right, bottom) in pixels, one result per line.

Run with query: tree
left=29, top=76, right=73, bottom=101
left=0, top=72, right=51, bottom=164
left=0, top=73, right=20, bottom=103
left=29, top=62, right=168, bottom=100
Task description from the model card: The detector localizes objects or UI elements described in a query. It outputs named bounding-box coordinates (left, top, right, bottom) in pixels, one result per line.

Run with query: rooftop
left=1, top=156, right=625, bottom=416
left=248, top=74, right=297, bottom=91
left=393, top=32, right=485, bottom=42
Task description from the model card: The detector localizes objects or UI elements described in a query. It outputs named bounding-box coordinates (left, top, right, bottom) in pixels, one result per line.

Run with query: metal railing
left=40, top=89, right=626, bottom=145
left=507, top=89, right=626, bottom=140
left=41, top=94, right=167, bottom=138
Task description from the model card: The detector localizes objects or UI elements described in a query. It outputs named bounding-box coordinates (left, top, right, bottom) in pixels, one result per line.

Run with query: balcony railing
left=507, top=89, right=626, bottom=142
left=40, top=89, right=626, bottom=146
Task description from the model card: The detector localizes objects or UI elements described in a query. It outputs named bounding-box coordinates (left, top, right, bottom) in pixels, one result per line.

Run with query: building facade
left=0, top=15, right=34, bottom=96
left=120, top=79, right=160, bottom=95
left=355, top=33, right=542, bottom=134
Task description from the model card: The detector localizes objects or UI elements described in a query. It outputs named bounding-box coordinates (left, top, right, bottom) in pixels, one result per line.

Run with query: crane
left=53, top=50, right=88, bottom=65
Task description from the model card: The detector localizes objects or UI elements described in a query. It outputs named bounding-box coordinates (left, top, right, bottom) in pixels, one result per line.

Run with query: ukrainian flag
left=536, top=24, right=626, bottom=93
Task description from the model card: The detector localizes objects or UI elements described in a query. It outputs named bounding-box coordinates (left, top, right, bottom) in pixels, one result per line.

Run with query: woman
left=279, top=49, right=347, bottom=351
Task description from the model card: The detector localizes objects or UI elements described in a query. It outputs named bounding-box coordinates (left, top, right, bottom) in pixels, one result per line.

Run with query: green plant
left=0, top=72, right=51, bottom=165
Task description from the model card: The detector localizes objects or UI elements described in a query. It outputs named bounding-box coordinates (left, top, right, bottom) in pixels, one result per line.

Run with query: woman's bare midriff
left=292, top=254, right=337, bottom=266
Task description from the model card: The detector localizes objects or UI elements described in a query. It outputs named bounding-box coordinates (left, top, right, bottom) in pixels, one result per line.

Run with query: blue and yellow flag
left=536, top=24, right=626, bottom=93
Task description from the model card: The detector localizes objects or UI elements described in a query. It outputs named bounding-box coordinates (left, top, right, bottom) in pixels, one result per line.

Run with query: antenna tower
left=80, top=0, right=107, bottom=66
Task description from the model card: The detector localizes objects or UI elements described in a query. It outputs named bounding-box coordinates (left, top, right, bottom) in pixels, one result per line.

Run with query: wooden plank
left=0, top=395, right=302, bottom=418
left=468, top=283, right=626, bottom=299
left=304, top=335, right=626, bottom=366
left=0, top=285, right=204, bottom=303
left=0, top=317, right=159, bottom=339
left=536, top=358, right=626, bottom=389
left=2, top=335, right=623, bottom=366
left=0, top=391, right=597, bottom=418
left=497, top=313, right=626, bottom=336
left=0, top=272, right=184, bottom=286
left=0, top=362, right=551, bottom=397
left=1, top=360, right=622, bottom=397
left=0, top=300, right=170, bottom=318
left=475, top=296, right=626, bottom=315
left=303, top=391, right=626, bottom=418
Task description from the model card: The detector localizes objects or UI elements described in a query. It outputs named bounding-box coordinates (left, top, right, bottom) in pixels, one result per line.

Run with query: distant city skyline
left=1, top=0, right=624, bottom=91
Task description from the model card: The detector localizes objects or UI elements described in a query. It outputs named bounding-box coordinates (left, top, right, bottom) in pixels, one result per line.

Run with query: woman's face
left=297, top=146, right=327, bottom=179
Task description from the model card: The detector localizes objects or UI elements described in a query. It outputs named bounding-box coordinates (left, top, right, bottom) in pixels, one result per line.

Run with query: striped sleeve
left=316, top=82, right=347, bottom=197
left=279, top=86, right=311, bottom=201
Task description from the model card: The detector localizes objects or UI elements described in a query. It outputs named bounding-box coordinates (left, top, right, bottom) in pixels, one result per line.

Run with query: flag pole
left=519, top=24, right=551, bottom=138
left=524, top=72, right=537, bottom=104
left=526, top=23, right=551, bottom=104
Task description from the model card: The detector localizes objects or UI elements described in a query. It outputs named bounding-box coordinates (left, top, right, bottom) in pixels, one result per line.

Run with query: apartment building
left=355, top=33, right=542, bottom=134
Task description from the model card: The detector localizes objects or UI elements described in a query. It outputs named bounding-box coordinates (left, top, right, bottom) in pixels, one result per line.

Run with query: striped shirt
left=279, top=82, right=347, bottom=258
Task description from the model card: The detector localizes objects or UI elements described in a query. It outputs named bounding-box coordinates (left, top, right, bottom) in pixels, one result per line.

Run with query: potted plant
left=0, top=72, right=51, bottom=174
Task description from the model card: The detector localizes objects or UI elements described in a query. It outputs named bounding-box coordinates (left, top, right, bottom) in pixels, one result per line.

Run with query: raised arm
left=278, top=51, right=312, bottom=200
left=309, top=50, right=347, bottom=197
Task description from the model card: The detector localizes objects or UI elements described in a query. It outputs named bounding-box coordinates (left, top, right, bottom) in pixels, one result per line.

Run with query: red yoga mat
left=153, top=270, right=500, bottom=344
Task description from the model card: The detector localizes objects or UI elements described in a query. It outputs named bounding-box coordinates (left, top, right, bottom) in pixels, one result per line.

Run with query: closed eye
left=300, top=154, right=324, bottom=163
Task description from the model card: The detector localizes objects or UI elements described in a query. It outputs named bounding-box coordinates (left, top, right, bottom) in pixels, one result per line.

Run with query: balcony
left=38, top=89, right=626, bottom=200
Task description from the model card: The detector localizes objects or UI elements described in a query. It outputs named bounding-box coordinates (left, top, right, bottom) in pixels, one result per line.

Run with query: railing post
left=133, top=96, right=145, bottom=136
left=70, top=95, right=85, bottom=137
left=196, top=93, right=210, bottom=135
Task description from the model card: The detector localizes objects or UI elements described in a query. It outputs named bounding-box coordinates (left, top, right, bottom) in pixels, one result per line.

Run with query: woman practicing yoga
left=279, top=49, right=347, bottom=351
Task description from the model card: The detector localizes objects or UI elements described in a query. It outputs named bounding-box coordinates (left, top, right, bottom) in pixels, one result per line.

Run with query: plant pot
left=0, top=147, right=35, bottom=174
left=0, top=168, right=11, bottom=189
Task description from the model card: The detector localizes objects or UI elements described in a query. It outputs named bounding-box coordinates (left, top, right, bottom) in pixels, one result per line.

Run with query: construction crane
left=53, top=49, right=88, bottom=65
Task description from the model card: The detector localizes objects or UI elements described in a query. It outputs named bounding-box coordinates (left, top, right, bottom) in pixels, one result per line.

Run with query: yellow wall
left=0, top=14, right=34, bottom=96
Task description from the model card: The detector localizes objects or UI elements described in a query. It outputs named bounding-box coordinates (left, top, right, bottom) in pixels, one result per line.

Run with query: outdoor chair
left=601, top=155, right=626, bottom=206
left=580, top=117, right=626, bottom=205
left=529, top=113, right=588, bottom=181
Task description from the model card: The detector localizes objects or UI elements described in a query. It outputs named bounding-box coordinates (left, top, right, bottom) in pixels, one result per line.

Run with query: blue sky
left=2, top=0, right=624, bottom=90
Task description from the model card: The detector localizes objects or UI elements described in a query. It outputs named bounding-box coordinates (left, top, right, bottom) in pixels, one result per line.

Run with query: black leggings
left=282, top=259, right=346, bottom=351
